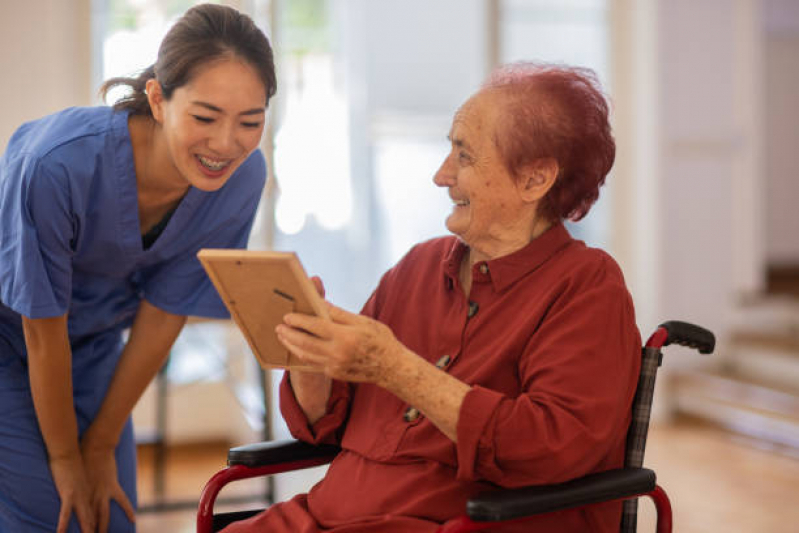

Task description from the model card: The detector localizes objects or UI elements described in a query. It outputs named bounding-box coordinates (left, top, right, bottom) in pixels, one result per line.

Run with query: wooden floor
left=136, top=418, right=799, bottom=533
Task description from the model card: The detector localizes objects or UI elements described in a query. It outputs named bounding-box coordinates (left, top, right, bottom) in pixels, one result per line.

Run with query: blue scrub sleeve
left=0, top=153, right=74, bottom=318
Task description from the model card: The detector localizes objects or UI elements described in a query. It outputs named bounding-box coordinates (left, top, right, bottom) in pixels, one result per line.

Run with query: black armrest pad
left=228, top=439, right=341, bottom=468
left=467, top=467, right=656, bottom=521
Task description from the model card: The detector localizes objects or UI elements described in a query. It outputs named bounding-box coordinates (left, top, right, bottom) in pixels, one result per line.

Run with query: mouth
left=195, top=154, right=233, bottom=175
left=453, top=199, right=470, bottom=207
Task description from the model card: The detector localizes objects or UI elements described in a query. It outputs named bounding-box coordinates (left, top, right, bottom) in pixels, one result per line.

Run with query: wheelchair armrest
left=228, top=439, right=341, bottom=468
left=466, top=467, right=656, bottom=522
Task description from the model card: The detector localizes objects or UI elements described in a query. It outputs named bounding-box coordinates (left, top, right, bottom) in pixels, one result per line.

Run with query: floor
left=136, top=419, right=799, bottom=533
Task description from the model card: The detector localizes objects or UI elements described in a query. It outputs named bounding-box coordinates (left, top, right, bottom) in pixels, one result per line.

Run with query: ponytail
left=99, top=65, right=156, bottom=116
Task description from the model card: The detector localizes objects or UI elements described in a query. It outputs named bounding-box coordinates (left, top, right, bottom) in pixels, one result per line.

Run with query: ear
left=145, top=78, right=165, bottom=123
left=517, top=157, right=559, bottom=203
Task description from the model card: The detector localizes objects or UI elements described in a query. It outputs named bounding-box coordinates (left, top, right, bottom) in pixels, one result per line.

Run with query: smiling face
left=147, top=57, right=267, bottom=192
left=433, top=90, right=541, bottom=258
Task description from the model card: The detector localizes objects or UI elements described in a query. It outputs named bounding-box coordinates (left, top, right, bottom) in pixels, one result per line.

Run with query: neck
left=466, top=216, right=553, bottom=268
left=458, top=216, right=553, bottom=297
left=129, top=115, right=189, bottom=202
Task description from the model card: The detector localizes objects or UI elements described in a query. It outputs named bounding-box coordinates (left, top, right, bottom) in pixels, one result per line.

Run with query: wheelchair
left=197, top=320, right=715, bottom=533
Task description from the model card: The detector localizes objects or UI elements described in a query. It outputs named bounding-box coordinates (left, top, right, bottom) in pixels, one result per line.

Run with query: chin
left=194, top=176, right=232, bottom=192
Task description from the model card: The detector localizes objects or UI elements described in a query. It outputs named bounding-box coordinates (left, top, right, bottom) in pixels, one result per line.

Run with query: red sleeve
left=455, top=257, right=641, bottom=486
left=279, top=373, right=352, bottom=445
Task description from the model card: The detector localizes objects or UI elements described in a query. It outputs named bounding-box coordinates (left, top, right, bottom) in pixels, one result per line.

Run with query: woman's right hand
left=50, top=454, right=95, bottom=533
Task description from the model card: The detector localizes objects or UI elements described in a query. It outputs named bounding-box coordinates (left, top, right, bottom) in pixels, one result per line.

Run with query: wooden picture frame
left=197, top=249, right=328, bottom=371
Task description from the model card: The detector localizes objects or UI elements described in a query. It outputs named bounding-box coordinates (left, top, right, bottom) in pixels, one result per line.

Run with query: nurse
left=0, top=4, right=275, bottom=533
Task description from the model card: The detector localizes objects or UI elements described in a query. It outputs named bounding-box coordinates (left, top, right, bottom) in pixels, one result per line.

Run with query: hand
left=80, top=444, right=136, bottom=533
left=277, top=302, right=404, bottom=386
left=49, top=454, right=95, bottom=533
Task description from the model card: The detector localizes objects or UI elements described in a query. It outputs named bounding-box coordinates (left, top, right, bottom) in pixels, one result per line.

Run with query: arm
left=23, top=314, right=95, bottom=533
left=276, top=304, right=469, bottom=442
left=81, top=299, right=186, bottom=449
left=80, top=299, right=186, bottom=531
left=287, top=371, right=332, bottom=425
left=453, top=276, right=641, bottom=486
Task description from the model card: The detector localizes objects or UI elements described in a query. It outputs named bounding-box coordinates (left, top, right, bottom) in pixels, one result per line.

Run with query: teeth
left=454, top=200, right=469, bottom=206
left=198, top=155, right=229, bottom=171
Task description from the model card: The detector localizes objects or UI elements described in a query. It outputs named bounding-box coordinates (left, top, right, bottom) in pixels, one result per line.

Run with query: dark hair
left=483, top=62, right=615, bottom=222
left=100, top=3, right=276, bottom=115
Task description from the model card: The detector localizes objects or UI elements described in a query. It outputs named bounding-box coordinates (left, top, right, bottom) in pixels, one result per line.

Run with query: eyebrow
left=448, top=134, right=474, bottom=152
left=192, top=101, right=265, bottom=116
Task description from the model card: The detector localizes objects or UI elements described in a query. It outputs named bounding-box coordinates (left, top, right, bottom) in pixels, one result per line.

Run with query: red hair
left=483, top=62, right=615, bottom=221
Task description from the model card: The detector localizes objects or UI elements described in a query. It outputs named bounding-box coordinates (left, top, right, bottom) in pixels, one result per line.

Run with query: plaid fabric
left=620, top=346, right=662, bottom=533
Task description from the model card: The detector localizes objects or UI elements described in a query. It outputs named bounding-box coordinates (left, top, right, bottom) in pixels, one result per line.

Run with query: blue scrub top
left=0, top=106, right=267, bottom=358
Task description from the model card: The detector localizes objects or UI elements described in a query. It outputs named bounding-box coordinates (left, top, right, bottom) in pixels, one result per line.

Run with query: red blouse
left=224, top=223, right=641, bottom=533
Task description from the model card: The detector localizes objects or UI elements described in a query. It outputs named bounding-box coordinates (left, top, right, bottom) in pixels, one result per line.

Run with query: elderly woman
left=224, top=62, right=640, bottom=533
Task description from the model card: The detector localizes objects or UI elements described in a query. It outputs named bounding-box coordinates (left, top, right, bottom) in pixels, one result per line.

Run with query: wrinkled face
left=433, top=90, right=529, bottom=251
left=151, top=58, right=267, bottom=192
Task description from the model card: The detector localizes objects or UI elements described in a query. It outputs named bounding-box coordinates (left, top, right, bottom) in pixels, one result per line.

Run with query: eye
left=241, top=121, right=262, bottom=129
left=458, top=151, right=473, bottom=164
left=192, top=115, right=213, bottom=124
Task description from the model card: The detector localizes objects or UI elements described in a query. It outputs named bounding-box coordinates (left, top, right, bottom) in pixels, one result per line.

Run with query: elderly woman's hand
left=277, top=303, right=404, bottom=386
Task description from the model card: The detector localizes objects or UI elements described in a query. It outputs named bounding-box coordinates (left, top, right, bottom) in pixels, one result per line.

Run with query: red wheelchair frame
left=197, top=321, right=714, bottom=533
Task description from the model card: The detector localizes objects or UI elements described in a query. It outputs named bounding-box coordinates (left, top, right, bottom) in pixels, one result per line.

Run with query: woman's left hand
left=80, top=443, right=136, bottom=533
left=276, top=303, right=404, bottom=386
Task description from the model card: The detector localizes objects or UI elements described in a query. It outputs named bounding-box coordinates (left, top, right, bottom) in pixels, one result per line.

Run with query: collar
left=442, top=222, right=574, bottom=293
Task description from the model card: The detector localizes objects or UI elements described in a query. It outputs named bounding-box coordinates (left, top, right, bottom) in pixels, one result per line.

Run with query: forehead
left=451, top=91, right=504, bottom=142
left=178, top=58, right=266, bottom=105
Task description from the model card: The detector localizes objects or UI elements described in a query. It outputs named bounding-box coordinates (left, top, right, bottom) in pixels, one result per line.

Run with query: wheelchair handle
left=646, top=320, right=715, bottom=354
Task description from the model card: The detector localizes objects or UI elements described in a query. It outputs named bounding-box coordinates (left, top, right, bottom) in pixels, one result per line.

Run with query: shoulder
left=4, top=106, right=121, bottom=162
left=546, top=239, right=631, bottom=302
left=393, top=235, right=457, bottom=272
left=230, top=149, right=267, bottom=190
left=374, top=236, right=456, bottom=292
left=2, top=107, right=123, bottom=188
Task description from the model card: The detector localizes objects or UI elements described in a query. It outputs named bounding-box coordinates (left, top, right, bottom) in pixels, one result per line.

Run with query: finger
left=98, top=497, right=109, bottom=533
left=310, top=276, right=326, bottom=297
left=324, top=302, right=361, bottom=325
left=56, top=502, right=70, bottom=533
left=76, top=504, right=95, bottom=533
left=276, top=324, right=329, bottom=360
left=114, top=487, right=137, bottom=524
left=283, top=312, right=333, bottom=338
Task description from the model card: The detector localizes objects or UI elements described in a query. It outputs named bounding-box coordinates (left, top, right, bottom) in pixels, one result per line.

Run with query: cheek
left=242, top=129, right=264, bottom=151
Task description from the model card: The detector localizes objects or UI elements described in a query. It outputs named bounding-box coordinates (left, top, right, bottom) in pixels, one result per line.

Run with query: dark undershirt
left=141, top=209, right=176, bottom=250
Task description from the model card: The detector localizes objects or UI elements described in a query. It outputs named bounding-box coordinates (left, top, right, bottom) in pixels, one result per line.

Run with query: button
left=435, top=354, right=451, bottom=369
left=467, top=301, right=479, bottom=318
left=404, top=407, right=420, bottom=422
left=479, top=263, right=489, bottom=274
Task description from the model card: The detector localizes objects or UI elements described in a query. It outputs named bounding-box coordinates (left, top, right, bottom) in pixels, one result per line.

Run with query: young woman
left=0, top=4, right=276, bottom=532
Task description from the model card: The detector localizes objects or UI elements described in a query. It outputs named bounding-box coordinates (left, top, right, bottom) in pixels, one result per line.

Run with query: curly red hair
left=483, top=62, right=615, bottom=221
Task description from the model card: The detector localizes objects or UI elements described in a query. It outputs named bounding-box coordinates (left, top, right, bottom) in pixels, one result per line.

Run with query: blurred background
left=2, top=0, right=798, bottom=531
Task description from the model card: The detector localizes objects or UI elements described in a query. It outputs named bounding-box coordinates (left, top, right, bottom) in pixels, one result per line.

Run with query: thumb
left=114, top=486, right=136, bottom=525
left=310, top=276, right=325, bottom=298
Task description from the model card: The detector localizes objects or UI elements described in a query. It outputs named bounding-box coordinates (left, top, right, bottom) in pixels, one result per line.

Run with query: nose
left=208, top=122, right=239, bottom=155
left=433, top=153, right=456, bottom=187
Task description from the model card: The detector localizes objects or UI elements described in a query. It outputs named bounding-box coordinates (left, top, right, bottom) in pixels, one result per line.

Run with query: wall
left=656, top=0, right=764, bottom=340
left=764, top=1, right=799, bottom=265
left=0, top=0, right=93, bottom=150
left=609, top=0, right=767, bottom=422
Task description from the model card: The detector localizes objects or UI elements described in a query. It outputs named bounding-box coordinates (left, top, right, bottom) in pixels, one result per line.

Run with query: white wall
left=0, top=0, right=93, bottom=151
left=610, top=0, right=767, bottom=418
left=765, top=32, right=799, bottom=265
